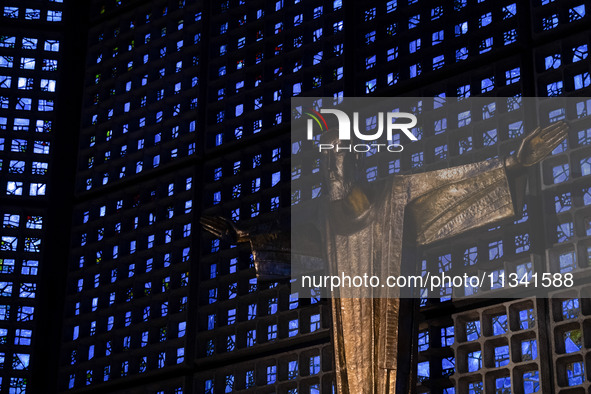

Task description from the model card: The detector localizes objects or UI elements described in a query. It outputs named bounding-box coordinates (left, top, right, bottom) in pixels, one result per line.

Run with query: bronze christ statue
left=201, top=121, right=568, bottom=394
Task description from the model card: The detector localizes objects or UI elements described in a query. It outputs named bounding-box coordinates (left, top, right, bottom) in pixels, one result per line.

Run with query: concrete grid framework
left=0, top=0, right=591, bottom=393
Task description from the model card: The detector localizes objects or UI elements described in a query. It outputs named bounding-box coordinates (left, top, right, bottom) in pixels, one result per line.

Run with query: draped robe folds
left=326, top=158, right=526, bottom=394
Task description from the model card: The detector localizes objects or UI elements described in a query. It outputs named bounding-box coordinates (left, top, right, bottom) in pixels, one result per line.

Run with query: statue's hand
left=200, top=215, right=250, bottom=244
left=515, top=121, right=569, bottom=167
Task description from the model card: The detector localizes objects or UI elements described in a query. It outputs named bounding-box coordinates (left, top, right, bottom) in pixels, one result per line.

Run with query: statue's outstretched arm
left=200, top=215, right=324, bottom=280
left=505, top=120, right=569, bottom=171
left=200, top=215, right=250, bottom=244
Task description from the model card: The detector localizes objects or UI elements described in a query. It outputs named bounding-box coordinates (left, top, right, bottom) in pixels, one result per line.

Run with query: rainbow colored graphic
left=304, top=109, right=328, bottom=131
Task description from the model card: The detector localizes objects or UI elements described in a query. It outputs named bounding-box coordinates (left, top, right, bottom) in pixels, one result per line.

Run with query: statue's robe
left=326, top=158, right=525, bottom=394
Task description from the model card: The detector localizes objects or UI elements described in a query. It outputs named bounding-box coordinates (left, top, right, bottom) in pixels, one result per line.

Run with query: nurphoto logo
left=306, top=108, right=418, bottom=152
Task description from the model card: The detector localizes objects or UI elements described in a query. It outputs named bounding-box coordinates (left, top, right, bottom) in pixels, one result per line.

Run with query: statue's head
left=319, top=129, right=356, bottom=201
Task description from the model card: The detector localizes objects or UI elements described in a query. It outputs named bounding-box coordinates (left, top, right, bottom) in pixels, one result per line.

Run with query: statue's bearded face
left=320, top=130, right=356, bottom=201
